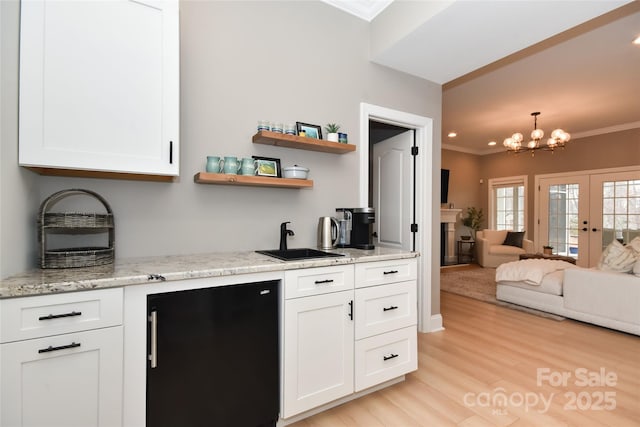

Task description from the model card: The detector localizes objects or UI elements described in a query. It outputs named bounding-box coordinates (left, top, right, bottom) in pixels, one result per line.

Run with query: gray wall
left=0, top=0, right=442, bottom=318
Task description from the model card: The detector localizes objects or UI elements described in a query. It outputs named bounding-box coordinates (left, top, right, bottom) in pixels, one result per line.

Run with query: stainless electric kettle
left=317, top=216, right=339, bottom=249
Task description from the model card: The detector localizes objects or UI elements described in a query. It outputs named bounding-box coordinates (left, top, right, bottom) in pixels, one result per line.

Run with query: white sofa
left=476, top=229, right=534, bottom=268
left=497, top=266, right=640, bottom=335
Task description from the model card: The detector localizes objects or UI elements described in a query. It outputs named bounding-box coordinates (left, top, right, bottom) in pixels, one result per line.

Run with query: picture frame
left=252, top=156, right=281, bottom=177
left=296, top=122, right=323, bottom=140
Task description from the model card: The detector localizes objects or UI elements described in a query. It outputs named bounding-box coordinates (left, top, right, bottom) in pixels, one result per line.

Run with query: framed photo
left=296, top=122, right=323, bottom=140
left=252, top=156, right=281, bottom=177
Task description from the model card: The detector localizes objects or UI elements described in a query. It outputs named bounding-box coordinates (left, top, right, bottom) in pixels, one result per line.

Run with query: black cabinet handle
left=581, top=228, right=588, bottom=231
left=383, top=305, right=399, bottom=312
left=314, top=279, right=334, bottom=284
left=592, top=228, right=600, bottom=232
left=383, top=270, right=398, bottom=275
left=38, top=342, right=81, bottom=354
left=348, top=300, right=353, bottom=321
left=169, top=141, right=173, bottom=164
left=383, top=353, right=399, bottom=361
left=39, top=311, right=82, bottom=321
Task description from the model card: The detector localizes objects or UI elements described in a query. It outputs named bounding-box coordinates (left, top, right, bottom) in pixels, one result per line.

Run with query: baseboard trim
left=429, top=314, right=444, bottom=332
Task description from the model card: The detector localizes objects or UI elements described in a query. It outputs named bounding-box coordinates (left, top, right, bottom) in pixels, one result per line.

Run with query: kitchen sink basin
left=256, top=248, right=345, bottom=261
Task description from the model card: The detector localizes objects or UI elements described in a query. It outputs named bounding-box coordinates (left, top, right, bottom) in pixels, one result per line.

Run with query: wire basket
left=38, top=189, right=115, bottom=268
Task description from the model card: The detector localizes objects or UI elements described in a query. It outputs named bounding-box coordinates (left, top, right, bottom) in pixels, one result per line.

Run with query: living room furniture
left=476, top=229, right=534, bottom=268
left=457, top=240, right=475, bottom=264
left=496, top=263, right=640, bottom=335
left=519, top=253, right=576, bottom=264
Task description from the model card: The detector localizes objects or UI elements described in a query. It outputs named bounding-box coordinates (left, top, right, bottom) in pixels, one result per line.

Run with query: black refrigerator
left=146, top=280, right=279, bottom=427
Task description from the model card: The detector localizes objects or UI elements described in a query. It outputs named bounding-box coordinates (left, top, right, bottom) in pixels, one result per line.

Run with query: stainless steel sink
left=256, top=248, right=345, bottom=261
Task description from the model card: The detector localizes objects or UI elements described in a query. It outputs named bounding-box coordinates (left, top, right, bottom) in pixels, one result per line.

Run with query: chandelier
left=503, top=112, right=571, bottom=154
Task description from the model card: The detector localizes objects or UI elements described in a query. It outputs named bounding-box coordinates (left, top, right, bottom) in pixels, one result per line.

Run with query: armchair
left=476, top=229, right=534, bottom=268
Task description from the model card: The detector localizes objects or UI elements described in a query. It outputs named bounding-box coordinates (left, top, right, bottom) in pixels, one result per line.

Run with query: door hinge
left=411, top=223, right=418, bottom=233
left=411, top=146, right=418, bottom=156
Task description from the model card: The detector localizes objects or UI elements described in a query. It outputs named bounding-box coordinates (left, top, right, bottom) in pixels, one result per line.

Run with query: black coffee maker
left=338, top=207, right=375, bottom=249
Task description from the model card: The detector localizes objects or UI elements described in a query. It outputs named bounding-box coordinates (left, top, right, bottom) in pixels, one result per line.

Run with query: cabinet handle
left=383, top=270, right=398, bottom=275
left=348, top=300, right=353, bottom=321
left=383, top=305, right=399, bottom=312
left=169, top=141, right=173, bottom=164
left=38, top=342, right=81, bottom=354
left=314, top=279, right=334, bottom=284
left=38, top=311, right=82, bottom=321
left=383, top=353, right=399, bottom=361
left=149, top=311, right=158, bottom=369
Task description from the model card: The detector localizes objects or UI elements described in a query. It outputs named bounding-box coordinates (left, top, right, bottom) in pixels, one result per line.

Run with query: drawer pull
left=38, top=311, right=82, bottom=321
left=383, top=270, right=398, bottom=275
left=314, top=279, right=334, bottom=284
left=38, top=342, right=81, bottom=354
left=383, top=305, right=399, bottom=312
left=383, top=353, right=399, bottom=361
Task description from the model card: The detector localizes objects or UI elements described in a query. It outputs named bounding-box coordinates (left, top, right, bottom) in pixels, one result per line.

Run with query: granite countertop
left=0, top=247, right=419, bottom=298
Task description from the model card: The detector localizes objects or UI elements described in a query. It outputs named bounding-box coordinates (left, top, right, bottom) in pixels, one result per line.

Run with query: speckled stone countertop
left=0, top=247, right=419, bottom=298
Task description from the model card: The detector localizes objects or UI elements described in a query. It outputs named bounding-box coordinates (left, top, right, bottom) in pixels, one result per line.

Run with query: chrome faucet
left=280, top=222, right=295, bottom=251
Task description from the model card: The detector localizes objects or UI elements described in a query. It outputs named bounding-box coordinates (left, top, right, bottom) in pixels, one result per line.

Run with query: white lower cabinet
left=355, top=326, right=417, bottom=391
left=282, top=290, right=355, bottom=418
left=1, top=327, right=123, bottom=427
left=282, top=258, right=418, bottom=420
left=0, top=289, right=124, bottom=427
left=282, top=266, right=355, bottom=418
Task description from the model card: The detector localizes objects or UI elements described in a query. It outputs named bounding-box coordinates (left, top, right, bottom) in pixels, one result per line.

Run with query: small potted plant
left=543, top=245, right=553, bottom=255
left=461, top=206, right=483, bottom=240
left=325, top=123, right=340, bottom=142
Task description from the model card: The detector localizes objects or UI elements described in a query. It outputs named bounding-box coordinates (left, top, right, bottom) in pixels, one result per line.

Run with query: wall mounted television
left=441, top=169, right=450, bottom=204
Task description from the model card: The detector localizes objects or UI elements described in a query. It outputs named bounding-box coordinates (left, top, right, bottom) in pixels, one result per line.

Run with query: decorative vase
left=327, top=132, right=339, bottom=142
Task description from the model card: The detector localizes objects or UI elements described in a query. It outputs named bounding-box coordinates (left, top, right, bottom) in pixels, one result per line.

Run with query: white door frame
left=359, top=103, right=441, bottom=333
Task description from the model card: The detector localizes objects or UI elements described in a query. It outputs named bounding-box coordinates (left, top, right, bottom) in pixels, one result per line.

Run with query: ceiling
left=324, top=1, right=640, bottom=155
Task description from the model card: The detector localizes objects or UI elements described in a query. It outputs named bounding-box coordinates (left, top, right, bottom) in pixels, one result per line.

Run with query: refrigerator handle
left=149, top=310, right=158, bottom=368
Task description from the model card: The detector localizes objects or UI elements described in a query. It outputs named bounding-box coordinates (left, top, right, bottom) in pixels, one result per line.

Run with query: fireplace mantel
left=440, top=208, right=462, bottom=264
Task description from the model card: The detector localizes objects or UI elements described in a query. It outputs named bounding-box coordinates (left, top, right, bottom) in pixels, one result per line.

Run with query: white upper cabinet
left=19, top=0, right=179, bottom=180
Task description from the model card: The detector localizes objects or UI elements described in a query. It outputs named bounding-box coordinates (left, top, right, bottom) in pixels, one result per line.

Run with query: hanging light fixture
left=503, top=112, right=571, bottom=154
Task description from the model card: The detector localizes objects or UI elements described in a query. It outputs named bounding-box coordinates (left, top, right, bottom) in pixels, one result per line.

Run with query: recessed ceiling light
left=633, top=35, right=640, bottom=45
left=448, top=132, right=457, bottom=138
left=488, top=141, right=497, bottom=146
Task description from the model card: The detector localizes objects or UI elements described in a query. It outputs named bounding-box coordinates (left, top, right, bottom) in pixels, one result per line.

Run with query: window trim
left=488, top=175, right=528, bottom=235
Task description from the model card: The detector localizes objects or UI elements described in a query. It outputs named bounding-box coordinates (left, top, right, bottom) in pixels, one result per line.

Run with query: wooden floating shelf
left=194, top=172, right=313, bottom=189
left=252, top=130, right=356, bottom=154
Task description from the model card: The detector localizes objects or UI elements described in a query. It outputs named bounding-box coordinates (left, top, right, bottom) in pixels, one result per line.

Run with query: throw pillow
left=598, top=239, right=637, bottom=273
left=503, top=231, right=525, bottom=248
left=627, top=236, right=640, bottom=254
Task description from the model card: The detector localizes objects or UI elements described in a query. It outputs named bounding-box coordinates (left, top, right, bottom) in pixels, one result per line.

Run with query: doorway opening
left=359, top=103, right=440, bottom=333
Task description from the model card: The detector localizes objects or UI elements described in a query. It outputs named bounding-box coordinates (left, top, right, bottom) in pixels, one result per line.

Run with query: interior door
left=372, top=130, right=414, bottom=251
left=538, top=175, right=589, bottom=267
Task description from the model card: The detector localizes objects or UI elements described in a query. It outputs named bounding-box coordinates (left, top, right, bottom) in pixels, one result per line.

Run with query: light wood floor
left=291, top=292, right=640, bottom=426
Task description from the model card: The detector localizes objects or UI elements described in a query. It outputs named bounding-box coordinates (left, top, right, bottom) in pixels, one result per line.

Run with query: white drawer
left=355, top=281, right=416, bottom=339
left=355, top=258, right=417, bottom=288
left=284, top=265, right=354, bottom=299
left=0, top=288, right=123, bottom=343
left=354, top=326, right=417, bottom=392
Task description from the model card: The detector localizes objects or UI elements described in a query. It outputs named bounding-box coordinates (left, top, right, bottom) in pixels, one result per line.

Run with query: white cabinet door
left=1, top=326, right=123, bottom=427
left=19, top=0, right=179, bottom=177
left=282, top=291, right=354, bottom=418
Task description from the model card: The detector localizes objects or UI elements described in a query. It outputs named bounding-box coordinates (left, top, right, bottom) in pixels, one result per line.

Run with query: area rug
left=440, top=266, right=565, bottom=320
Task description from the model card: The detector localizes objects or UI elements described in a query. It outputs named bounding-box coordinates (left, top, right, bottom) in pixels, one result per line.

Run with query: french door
left=538, top=168, right=640, bottom=268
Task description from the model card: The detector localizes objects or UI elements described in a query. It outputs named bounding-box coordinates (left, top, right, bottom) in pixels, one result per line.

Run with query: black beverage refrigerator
left=146, top=280, right=279, bottom=427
